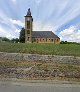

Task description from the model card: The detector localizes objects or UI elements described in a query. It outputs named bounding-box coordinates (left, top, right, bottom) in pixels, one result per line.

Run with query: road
left=0, top=81, right=80, bottom=92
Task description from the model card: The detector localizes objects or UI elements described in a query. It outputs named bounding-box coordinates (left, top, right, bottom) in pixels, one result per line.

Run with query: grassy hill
left=0, top=42, right=80, bottom=56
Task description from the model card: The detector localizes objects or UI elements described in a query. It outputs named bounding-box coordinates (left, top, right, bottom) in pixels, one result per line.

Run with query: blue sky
left=0, top=0, right=80, bottom=42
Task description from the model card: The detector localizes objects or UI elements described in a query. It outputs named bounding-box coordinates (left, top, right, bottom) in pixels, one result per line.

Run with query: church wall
left=54, top=38, right=60, bottom=44
left=32, top=38, right=60, bottom=44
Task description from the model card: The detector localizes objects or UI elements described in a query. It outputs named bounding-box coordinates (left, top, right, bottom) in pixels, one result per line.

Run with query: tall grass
left=0, top=42, right=80, bottom=56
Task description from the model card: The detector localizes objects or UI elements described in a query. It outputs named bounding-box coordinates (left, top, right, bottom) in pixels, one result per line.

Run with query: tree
left=19, top=28, right=25, bottom=43
left=1, top=37, right=10, bottom=42
left=11, top=38, right=19, bottom=43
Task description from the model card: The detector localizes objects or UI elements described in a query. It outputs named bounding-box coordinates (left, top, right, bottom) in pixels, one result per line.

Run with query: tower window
left=27, top=21, right=30, bottom=29
left=27, top=30, right=30, bottom=34
left=28, top=37, right=29, bottom=41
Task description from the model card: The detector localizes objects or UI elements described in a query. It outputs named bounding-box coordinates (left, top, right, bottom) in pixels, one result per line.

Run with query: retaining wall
left=0, top=52, right=80, bottom=64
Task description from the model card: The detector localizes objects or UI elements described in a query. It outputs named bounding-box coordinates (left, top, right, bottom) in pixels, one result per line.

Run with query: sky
left=0, top=0, right=80, bottom=42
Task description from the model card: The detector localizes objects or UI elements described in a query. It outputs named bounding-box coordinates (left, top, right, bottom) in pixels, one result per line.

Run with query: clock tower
left=25, top=8, right=33, bottom=43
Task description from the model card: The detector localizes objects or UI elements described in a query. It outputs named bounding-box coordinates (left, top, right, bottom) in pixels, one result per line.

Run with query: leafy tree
left=60, top=41, right=65, bottom=44
left=11, top=38, right=19, bottom=43
left=1, top=37, right=10, bottom=42
left=19, top=28, right=25, bottom=43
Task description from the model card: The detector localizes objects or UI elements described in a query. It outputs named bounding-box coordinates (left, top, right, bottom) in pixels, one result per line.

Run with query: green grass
left=0, top=42, right=80, bottom=56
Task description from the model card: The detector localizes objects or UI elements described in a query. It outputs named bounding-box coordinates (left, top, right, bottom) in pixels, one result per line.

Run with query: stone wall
left=0, top=52, right=80, bottom=64
left=32, top=38, right=60, bottom=44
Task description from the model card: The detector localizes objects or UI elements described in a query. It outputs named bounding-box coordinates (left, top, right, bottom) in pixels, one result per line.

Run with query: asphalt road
left=0, top=81, right=80, bottom=92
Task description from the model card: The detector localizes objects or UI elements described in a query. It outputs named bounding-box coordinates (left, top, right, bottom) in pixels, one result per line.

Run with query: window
left=28, top=37, right=29, bottom=41
left=51, top=39, right=53, bottom=42
left=27, top=30, right=30, bottom=34
left=33, top=38, right=36, bottom=42
left=27, top=21, right=30, bottom=29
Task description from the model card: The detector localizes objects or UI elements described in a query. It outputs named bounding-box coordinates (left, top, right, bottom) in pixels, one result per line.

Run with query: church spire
left=27, top=8, right=31, bottom=16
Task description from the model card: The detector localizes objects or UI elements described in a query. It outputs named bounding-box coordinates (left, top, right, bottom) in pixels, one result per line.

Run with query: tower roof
left=25, top=8, right=32, bottom=17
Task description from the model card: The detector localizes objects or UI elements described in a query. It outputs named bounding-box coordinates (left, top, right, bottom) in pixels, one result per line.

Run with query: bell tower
left=25, top=8, right=33, bottom=43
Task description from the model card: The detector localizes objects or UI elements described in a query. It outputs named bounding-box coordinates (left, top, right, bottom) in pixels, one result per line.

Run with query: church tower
left=25, top=8, right=33, bottom=43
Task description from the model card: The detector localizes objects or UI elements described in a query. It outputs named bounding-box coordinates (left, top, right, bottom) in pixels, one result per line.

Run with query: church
left=25, top=8, right=60, bottom=44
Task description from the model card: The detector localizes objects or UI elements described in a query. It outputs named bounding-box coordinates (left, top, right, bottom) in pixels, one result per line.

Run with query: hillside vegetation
left=0, top=42, right=80, bottom=56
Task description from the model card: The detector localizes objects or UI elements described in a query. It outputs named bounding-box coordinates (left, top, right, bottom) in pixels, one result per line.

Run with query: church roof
left=32, top=31, right=59, bottom=38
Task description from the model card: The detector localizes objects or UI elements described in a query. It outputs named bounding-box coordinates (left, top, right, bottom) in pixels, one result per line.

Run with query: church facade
left=25, top=8, right=60, bottom=44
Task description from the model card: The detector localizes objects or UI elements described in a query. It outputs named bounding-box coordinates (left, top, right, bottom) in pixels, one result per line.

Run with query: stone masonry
left=0, top=52, right=80, bottom=65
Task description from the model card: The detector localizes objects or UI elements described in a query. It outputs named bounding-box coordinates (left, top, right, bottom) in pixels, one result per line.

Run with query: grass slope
left=0, top=42, right=80, bottom=56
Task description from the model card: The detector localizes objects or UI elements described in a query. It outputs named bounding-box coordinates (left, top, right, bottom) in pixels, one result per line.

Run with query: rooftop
left=32, top=31, right=59, bottom=38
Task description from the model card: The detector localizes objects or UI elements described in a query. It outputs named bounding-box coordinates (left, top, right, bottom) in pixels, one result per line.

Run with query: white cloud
left=15, top=29, right=21, bottom=33
left=41, top=0, right=80, bottom=31
left=0, top=11, right=22, bottom=39
left=0, top=10, right=24, bottom=27
left=0, top=11, right=24, bottom=39
left=33, top=21, right=55, bottom=32
left=11, top=0, right=16, bottom=3
left=59, top=26, right=80, bottom=42
left=9, top=18, right=24, bottom=27
left=34, top=0, right=42, bottom=4
left=0, top=26, right=16, bottom=39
